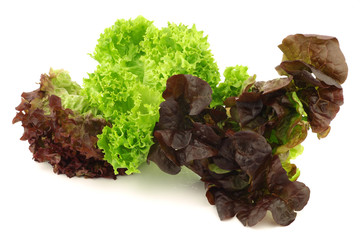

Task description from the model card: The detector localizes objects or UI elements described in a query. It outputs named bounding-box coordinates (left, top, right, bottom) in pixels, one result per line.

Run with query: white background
left=1, top=0, right=359, bottom=239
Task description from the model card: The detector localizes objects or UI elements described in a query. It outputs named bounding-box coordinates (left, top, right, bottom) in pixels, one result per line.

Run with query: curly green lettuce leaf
left=82, top=16, right=220, bottom=174
left=47, top=69, right=101, bottom=116
left=141, top=22, right=221, bottom=90
left=26, top=69, right=83, bottom=115
left=211, top=65, right=252, bottom=107
left=92, top=16, right=152, bottom=66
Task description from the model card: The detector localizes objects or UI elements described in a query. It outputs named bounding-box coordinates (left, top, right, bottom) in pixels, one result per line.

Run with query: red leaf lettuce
left=147, top=34, right=347, bottom=226
left=13, top=69, right=126, bottom=178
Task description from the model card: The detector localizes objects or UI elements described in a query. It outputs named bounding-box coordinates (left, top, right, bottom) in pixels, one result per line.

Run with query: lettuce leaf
left=82, top=16, right=220, bottom=174
left=13, top=69, right=124, bottom=178
left=211, top=65, right=253, bottom=107
left=278, top=34, right=348, bottom=84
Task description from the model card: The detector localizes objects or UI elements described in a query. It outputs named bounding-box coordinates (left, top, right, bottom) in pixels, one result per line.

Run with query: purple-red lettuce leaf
left=147, top=74, right=310, bottom=226
left=225, top=76, right=309, bottom=157
left=162, top=74, right=213, bottom=116
left=278, top=34, right=348, bottom=84
left=207, top=154, right=310, bottom=227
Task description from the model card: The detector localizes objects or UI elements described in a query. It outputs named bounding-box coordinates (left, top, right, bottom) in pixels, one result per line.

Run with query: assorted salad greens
left=81, top=16, right=221, bottom=174
left=13, top=16, right=348, bottom=226
left=15, top=16, right=221, bottom=176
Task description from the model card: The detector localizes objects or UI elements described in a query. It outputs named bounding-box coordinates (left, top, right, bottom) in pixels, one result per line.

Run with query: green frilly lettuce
left=48, top=69, right=100, bottom=116
left=31, top=68, right=99, bottom=117
left=211, top=65, right=252, bottom=107
left=81, top=16, right=220, bottom=174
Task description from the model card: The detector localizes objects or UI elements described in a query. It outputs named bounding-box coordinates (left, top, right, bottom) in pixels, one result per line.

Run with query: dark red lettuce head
left=148, top=74, right=310, bottom=226
left=13, top=71, right=126, bottom=178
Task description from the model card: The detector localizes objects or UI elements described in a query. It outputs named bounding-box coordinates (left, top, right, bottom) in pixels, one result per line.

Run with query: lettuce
left=147, top=34, right=348, bottom=226
left=13, top=69, right=123, bottom=178
left=13, top=19, right=349, bottom=228
left=81, top=16, right=220, bottom=174
left=211, top=65, right=252, bottom=107
left=147, top=74, right=310, bottom=226
left=14, top=16, right=221, bottom=177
